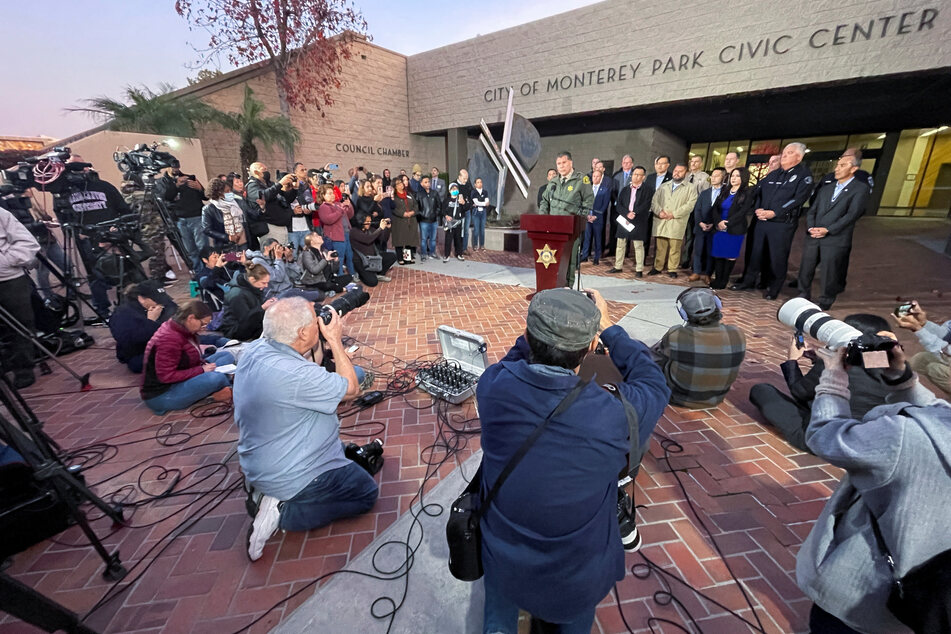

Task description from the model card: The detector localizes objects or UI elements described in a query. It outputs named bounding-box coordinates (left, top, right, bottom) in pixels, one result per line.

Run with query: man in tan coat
left=648, top=162, right=697, bottom=278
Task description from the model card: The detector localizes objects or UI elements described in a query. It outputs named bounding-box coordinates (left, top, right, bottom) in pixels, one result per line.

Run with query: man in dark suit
left=536, top=168, right=557, bottom=208
left=581, top=168, right=612, bottom=265
left=688, top=167, right=726, bottom=283
left=607, top=166, right=651, bottom=276
left=641, top=156, right=673, bottom=264
left=606, top=154, right=635, bottom=257
left=797, top=155, right=869, bottom=309
left=809, top=147, right=874, bottom=206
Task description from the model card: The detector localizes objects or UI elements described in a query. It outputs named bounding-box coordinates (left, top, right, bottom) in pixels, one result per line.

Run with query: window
left=879, top=127, right=951, bottom=217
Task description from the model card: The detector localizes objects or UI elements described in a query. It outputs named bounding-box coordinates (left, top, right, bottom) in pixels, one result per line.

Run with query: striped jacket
left=653, top=323, right=746, bottom=408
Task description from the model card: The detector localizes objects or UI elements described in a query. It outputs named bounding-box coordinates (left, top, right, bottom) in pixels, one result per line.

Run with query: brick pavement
left=1, top=216, right=948, bottom=633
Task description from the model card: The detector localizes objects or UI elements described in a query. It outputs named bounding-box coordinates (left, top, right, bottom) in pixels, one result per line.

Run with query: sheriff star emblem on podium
left=536, top=244, right=558, bottom=269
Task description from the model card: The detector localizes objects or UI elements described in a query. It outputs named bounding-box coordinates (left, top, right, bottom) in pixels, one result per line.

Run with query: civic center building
left=59, top=0, right=951, bottom=218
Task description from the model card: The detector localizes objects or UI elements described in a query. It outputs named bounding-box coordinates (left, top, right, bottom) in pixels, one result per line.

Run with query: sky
left=3, top=0, right=599, bottom=140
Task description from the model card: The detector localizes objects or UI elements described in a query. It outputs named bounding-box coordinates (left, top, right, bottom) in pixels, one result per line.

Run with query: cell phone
left=328, top=163, right=339, bottom=170
left=894, top=302, right=915, bottom=318
left=223, top=252, right=239, bottom=262
left=329, top=250, right=338, bottom=258
left=386, top=186, right=394, bottom=195
left=187, top=174, right=196, bottom=181
left=795, top=330, right=805, bottom=349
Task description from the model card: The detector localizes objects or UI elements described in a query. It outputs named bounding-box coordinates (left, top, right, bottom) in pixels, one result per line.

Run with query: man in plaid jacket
left=652, top=288, right=746, bottom=408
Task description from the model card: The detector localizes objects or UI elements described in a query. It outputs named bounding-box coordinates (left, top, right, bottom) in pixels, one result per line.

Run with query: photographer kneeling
left=140, top=300, right=234, bottom=415
left=298, top=232, right=352, bottom=294
left=349, top=215, right=396, bottom=286
left=248, top=239, right=323, bottom=303
left=235, top=297, right=378, bottom=561
left=796, top=343, right=951, bottom=634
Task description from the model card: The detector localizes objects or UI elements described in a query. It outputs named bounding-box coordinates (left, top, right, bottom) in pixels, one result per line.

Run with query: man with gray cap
left=476, top=287, right=669, bottom=633
left=652, top=288, right=746, bottom=409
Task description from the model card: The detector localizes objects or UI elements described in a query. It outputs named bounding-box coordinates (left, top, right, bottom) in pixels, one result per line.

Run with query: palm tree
left=217, top=85, right=301, bottom=175
left=69, top=83, right=222, bottom=137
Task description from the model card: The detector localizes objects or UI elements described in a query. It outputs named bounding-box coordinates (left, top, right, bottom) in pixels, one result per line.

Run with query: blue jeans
left=325, top=238, right=354, bottom=276
left=581, top=215, right=604, bottom=262
left=482, top=569, right=596, bottom=634
left=470, top=210, right=486, bottom=249
left=176, top=216, right=206, bottom=271
left=419, top=221, right=438, bottom=257
left=288, top=230, right=309, bottom=256
left=692, top=225, right=714, bottom=275
left=143, top=350, right=234, bottom=415
left=278, top=459, right=379, bottom=532
left=461, top=211, right=472, bottom=251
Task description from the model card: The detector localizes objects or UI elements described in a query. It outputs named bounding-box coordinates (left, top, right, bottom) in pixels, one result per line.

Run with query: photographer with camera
left=248, top=238, right=323, bottom=304
left=235, top=297, right=378, bottom=561
left=247, top=162, right=298, bottom=246
left=751, top=313, right=895, bottom=452
left=298, top=232, right=353, bottom=293
left=893, top=301, right=951, bottom=396
left=476, top=288, right=669, bottom=632
left=796, top=341, right=951, bottom=634
left=163, top=167, right=207, bottom=270
left=140, top=300, right=234, bottom=415
left=0, top=206, right=41, bottom=388
left=350, top=215, right=396, bottom=286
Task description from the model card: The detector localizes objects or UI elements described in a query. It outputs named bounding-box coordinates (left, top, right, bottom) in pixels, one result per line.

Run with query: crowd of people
left=2, top=146, right=950, bottom=634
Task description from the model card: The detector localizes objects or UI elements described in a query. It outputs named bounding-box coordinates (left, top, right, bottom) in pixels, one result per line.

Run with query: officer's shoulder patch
left=582, top=175, right=590, bottom=184
left=805, top=176, right=813, bottom=184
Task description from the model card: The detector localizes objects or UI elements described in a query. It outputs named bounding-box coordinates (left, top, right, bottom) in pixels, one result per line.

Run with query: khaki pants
left=614, top=239, right=645, bottom=271
left=910, top=351, right=951, bottom=396
left=654, top=237, right=682, bottom=273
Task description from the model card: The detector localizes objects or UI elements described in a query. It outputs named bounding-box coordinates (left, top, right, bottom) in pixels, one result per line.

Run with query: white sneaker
left=377, top=275, right=392, bottom=282
left=165, top=270, right=177, bottom=281
left=247, top=494, right=281, bottom=561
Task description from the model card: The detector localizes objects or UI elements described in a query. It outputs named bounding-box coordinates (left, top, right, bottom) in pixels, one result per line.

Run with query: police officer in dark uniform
left=732, top=143, right=814, bottom=300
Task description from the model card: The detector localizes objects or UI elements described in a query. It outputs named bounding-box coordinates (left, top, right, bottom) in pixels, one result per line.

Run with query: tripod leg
left=0, top=573, right=99, bottom=634
left=0, top=303, right=90, bottom=390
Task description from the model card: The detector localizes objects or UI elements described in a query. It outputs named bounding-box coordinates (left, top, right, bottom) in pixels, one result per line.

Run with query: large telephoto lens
left=319, top=286, right=370, bottom=324
left=776, top=297, right=861, bottom=349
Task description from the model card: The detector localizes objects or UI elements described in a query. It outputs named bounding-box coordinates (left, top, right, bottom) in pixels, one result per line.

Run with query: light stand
left=0, top=374, right=125, bottom=580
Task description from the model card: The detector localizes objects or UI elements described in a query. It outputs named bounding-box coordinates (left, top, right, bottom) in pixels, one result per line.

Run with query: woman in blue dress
left=710, top=168, right=754, bottom=288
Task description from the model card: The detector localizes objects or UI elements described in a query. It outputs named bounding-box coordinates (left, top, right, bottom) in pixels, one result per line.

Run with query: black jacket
left=754, top=164, right=815, bottom=224
left=416, top=188, right=443, bottom=223
left=246, top=177, right=296, bottom=229
left=355, top=195, right=382, bottom=226
left=615, top=184, right=652, bottom=242
left=780, top=358, right=888, bottom=419
left=806, top=179, right=870, bottom=244
left=64, top=178, right=133, bottom=226
left=167, top=178, right=207, bottom=219
left=219, top=273, right=265, bottom=340
left=713, top=187, right=755, bottom=235
left=299, top=247, right=333, bottom=286
left=109, top=301, right=168, bottom=363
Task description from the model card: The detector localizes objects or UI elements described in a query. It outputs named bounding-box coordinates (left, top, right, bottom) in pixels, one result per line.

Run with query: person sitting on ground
left=298, top=232, right=353, bottom=294
left=350, top=215, right=396, bottom=287
left=893, top=301, right=951, bottom=396
left=476, top=288, right=669, bottom=632
left=219, top=263, right=277, bottom=341
left=110, top=282, right=177, bottom=373
left=140, top=300, right=235, bottom=415
left=750, top=313, right=894, bottom=452
left=235, top=297, right=378, bottom=561
left=248, top=239, right=322, bottom=303
left=795, top=343, right=951, bottom=634
left=194, top=245, right=238, bottom=307
left=202, top=178, right=247, bottom=250
left=652, top=288, right=746, bottom=408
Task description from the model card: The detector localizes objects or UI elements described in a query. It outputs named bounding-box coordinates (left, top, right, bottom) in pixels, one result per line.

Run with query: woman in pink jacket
left=316, top=184, right=355, bottom=275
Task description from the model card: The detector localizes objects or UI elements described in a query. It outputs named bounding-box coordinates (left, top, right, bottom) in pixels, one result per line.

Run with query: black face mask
left=262, top=171, right=271, bottom=182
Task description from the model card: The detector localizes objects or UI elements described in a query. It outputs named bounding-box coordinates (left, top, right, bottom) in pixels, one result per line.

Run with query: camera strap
left=475, top=378, right=590, bottom=522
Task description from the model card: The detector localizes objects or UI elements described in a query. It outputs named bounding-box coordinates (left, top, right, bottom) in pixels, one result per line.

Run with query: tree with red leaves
left=176, top=0, right=368, bottom=164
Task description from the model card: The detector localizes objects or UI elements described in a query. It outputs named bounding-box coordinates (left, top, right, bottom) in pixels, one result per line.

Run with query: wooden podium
left=520, top=214, right=586, bottom=295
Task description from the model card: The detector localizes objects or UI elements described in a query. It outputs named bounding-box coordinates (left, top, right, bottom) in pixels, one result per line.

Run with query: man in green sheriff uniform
left=539, top=151, right=594, bottom=287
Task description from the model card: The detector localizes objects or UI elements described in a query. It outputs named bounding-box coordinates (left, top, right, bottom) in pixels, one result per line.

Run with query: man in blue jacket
left=476, top=287, right=670, bottom=633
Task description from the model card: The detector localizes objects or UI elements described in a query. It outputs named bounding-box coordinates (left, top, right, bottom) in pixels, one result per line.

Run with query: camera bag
left=356, top=250, right=383, bottom=273
left=446, top=378, right=589, bottom=581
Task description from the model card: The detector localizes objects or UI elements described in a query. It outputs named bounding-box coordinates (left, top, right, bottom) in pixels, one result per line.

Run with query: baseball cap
left=526, top=288, right=600, bottom=351
left=137, top=280, right=167, bottom=303
left=679, top=288, right=720, bottom=320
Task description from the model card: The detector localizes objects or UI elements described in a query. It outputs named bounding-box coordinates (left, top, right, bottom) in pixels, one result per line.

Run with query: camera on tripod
left=113, top=142, right=179, bottom=183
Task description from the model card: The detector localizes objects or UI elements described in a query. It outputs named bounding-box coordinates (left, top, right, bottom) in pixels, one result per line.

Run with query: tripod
left=138, top=172, right=193, bottom=276
left=0, top=301, right=91, bottom=390
left=0, top=374, right=126, bottom=579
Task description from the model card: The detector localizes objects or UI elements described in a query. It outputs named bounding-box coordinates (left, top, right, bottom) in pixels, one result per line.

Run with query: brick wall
left=194, top=40, right=445, bottom=179
left=406, top=0, right=949, bottom=133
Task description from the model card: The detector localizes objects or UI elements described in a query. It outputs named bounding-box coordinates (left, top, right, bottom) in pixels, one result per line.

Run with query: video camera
left=2, top=147, right=91, bottom=198
left=777, top=298, right=898, bottom=368
left=113, top=143, right=179, bottom=186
